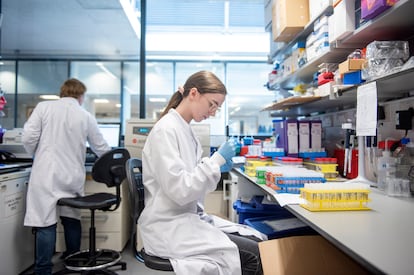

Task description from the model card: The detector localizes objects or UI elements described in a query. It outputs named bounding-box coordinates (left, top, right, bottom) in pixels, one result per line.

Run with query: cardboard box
left=338, top=59, right=366, bottom=75
left=259, top=235, right=370, bottom=275
left=272, top=0, right=309, bottom=42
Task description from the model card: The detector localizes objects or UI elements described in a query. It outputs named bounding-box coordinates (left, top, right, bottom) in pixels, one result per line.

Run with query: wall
left=313, top=96, right=414, bottom=157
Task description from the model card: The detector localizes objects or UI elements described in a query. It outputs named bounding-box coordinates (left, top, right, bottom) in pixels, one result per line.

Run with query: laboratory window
left=16, top=60, right=69, bottom=127
left=226, top=62, right=274, bottom=137
left=145, top=62, right=174, bottom=119
left=70, top=61, right=122, bottom=124
left=0, top=60, right=17, bottom=129
left=123, top=61, right=140, bottom=131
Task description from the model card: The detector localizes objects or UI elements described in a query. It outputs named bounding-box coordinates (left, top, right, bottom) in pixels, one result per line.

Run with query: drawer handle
left=81, top=215, right=109, bottom=222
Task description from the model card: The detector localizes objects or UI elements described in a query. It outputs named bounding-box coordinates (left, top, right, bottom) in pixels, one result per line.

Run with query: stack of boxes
left=306, top=15, right=330, bottom=62
left=339, top=57, right=366, bottom=85
left=266, top=0, right=403, bottom=89
left=273, top=119, right=323, bottom=157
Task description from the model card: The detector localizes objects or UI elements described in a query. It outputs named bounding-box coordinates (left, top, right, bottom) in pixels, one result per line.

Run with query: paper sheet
left=356, top=81, right=377, bottom=136
left=273, top=193, right=305, bottom=206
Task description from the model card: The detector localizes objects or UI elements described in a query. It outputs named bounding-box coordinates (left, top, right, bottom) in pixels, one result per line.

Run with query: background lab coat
left=140, top=109, right=241, bottom=275
left=22, top=97, right=111, bottom=227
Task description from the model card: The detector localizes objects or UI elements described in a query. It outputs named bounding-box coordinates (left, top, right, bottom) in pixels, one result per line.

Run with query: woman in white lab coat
left=140, top=71, right=263, bottom=275
left=22, top=78, right=111, bottom=275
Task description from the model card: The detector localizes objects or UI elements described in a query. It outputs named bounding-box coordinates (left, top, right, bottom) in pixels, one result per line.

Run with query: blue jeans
left=34, top=224, right=56, bottom=275
left=61, top=216, right=82, bottom=258
left=34, top=217, right=81, bottom=275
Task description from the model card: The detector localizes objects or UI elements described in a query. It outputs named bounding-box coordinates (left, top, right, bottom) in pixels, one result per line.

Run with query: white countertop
left=233, top=168, right=414, bottom=275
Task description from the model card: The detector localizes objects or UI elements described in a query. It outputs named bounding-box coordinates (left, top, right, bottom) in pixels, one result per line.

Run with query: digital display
left=133, top=126, right=152, bottom=135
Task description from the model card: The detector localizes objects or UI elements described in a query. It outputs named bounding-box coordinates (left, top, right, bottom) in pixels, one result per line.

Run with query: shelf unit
left=266, top=0, right=414, bottom=117
left=265, top=67, right=414, bottom=117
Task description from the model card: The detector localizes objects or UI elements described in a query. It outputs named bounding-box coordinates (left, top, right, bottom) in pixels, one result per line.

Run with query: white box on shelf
left=329, top=0, right=355, bottom=43
left=309, top=0, right=332, bottom=21
left=298, top=120, right=311, bottom=152
left=315, top=81, right=334, bottom=97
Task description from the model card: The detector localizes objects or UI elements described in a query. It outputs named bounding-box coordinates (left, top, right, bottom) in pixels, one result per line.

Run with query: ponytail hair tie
left=178, top=86, right=184, bottom=95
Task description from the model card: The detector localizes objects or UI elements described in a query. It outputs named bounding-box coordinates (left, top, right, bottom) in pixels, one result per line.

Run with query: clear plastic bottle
left=376, top=150, right=397, bottom=191
left=395, top=138, right=414, bottom=194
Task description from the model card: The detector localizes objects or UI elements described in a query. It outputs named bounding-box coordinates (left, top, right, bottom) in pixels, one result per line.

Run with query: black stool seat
left=58, top=193, right=117, bottom=210
left=140, top=248, right=174, bottom=271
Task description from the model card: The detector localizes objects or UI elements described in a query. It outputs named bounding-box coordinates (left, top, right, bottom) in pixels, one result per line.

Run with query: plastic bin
left=244, top=215, right=317, bottom=239
left=233, top=196, right=288, bottom=224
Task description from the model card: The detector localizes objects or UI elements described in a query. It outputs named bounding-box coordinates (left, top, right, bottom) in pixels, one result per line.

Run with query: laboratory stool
left=125, top=158, right=174, bottom=272
left=54, top=148, right=130, bottom=275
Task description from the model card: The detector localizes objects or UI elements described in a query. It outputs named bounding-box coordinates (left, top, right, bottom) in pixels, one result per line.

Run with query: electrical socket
left=395, top=107, right=414, bottom=130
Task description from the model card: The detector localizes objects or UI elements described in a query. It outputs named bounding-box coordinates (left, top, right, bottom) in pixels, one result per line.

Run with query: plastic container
left=395, top=139, right=414, bottom=194
left=233, top=198, right=285, bottom=224
left=376, top=150, right=397, bottom=191
left=300, top=183, right=371, bottom=211
left=244, top=215, right=316, bottom=240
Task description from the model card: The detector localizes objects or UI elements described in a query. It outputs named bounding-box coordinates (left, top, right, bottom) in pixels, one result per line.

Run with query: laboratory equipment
left=300, top=182, right=371, bottom=211
left=97, top=123, right=121, bottom=148
left=376, top=150, right=396, bottom=191
left=0, top=168, right=34, bottom=274
left=2, top=128, right=24, bottom=144
left=124, top=119, right=156, bottom=158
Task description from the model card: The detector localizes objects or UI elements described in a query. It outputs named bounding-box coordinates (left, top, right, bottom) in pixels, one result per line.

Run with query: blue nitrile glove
left=220, top=158, right=233, bottom=173
left=217, top=141, right=236, bottom=163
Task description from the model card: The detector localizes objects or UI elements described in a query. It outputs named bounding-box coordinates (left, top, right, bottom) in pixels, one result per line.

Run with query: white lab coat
left=139, top=109, right=242, bottom=275
left=22, top=97, right=111, bottom=227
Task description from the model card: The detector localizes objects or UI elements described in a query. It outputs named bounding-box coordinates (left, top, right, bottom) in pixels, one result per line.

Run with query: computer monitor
left=86, top=123, right=121, bottom=149
left=97, top=123, right=121, bottom=148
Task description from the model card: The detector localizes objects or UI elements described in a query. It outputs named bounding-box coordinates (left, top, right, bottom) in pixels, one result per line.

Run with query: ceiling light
left=115, top=103, right=121, bottom=108
left=96, top=62, right=117, bottom=79
left=94, top=99, right=110, bottom=103
left=39, top=95, right=60, bottom=100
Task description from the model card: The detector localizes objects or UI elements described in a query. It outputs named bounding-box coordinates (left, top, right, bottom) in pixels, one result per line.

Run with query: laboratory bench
left=232, top=168, right=414, bottom=275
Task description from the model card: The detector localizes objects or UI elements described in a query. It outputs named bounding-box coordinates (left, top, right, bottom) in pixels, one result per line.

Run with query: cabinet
left=0, top=169, right=34, bottom=275
left=55, top=173, right=130, bottom=252
left=266, top=0, right=414, bottom=117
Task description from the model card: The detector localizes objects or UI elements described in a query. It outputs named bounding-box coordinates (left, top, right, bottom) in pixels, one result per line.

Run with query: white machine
left=124, top=119, right=156, bottom=158
left=125, top=118, right=211, bottom=158
left=0, top=168, right=34, bottom=274
left=0, top=128, right=32, bottom=159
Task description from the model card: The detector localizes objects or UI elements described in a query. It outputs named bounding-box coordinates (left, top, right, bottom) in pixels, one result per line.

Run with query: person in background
left=22, top=78, right=111, bottom=275
left=140, top=70, right=264, bottom=275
